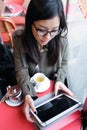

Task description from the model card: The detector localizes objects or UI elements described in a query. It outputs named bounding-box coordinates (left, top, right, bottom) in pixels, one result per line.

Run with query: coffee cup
left=7, top=86, right=23, bottom=103
left=30, top=73, right=50, bottom=92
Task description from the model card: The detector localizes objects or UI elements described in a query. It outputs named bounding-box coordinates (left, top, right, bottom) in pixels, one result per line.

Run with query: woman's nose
left=44, top=33, right=51, bottom=40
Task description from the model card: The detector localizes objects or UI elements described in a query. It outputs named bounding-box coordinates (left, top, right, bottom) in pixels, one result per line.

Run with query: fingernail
left=34, top=111, right=38, bottom=114
left=34, top=111, right=37, bottom=114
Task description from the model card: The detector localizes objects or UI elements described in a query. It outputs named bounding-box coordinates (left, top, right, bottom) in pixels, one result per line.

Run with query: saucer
left=35, top=78, right=50, bottom=93
left=5, top=99, right=24, bottom=107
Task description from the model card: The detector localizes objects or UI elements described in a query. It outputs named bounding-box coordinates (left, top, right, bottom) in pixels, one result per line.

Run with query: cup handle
left=34, top=84, right=38, bottom=90
left=30, top=78, right=38, bottom=89
left=30, top=77, right=34, bottom=83
left=30, top=77, right=37, bottom=86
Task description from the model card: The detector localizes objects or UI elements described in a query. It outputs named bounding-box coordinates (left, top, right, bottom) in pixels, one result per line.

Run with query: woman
left=13, top=0, right=73, bottom=122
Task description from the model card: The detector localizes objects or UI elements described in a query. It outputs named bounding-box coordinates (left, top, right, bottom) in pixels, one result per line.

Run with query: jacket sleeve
left=12, top=30, right=37, bottom=97
left=56, top=36, right=69, bottom=83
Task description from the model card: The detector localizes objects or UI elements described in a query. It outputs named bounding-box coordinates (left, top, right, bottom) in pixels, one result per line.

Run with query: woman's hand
left=54, top=81, right=74, bottom=97
left=23, top=95, right=36, bottom=122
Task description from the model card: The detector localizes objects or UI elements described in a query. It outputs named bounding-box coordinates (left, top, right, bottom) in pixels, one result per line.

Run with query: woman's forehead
left=34, top=16, right=60, bottom=28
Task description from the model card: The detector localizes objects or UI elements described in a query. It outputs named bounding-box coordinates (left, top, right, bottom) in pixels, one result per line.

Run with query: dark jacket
left=0, top=36, right=17, bottom=95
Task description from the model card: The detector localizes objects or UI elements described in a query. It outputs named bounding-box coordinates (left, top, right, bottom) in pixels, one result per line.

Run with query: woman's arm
left=56, top=36, right=69, bottom=83
left=54, top=36, right=73, bottom=97
left=13, top=30, right=37, bottom=122
left=13, top=30, right=36, bottom=97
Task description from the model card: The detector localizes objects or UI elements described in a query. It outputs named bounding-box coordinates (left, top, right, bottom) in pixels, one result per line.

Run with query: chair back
left=0, top=0, right=5, bottom=16
left=0, top=17, right=16, bottom=47
left=5, top=0, right=24, bottom=5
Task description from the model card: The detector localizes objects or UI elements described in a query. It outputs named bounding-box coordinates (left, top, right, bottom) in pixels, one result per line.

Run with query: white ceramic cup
left=30, top=73, right=50, bottom=92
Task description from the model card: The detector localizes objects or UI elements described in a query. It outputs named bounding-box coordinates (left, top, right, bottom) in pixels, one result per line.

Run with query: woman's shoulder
left=60, top=35, right=68, bottom=46
left=59, top=35, right=68, bottom=54
left=12, top=28, right=24, bottom=51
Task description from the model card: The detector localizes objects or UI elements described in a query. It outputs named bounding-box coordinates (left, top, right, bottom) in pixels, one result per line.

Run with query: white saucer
left=35, top=78, right=50, bottom=93
left=5, top=99, right=24, bottom=107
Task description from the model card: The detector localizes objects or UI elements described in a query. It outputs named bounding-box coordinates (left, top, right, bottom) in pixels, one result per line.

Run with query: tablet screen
left=36, top=94, right=79, bottom=122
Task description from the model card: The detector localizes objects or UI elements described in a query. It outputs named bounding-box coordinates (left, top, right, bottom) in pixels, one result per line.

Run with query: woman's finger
left=24, top=103, right=34, bottom=122
left=54, top=81, right=74, bottom=97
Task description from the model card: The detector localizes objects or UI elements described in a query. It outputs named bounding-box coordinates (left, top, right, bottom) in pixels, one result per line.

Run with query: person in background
left=0, top=35, right=17, bottom=97
left=13, top=0, right=73, bottom=122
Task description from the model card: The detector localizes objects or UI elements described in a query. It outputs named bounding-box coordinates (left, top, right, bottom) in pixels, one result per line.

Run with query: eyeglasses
left=33, top=23, right=62, bottom=37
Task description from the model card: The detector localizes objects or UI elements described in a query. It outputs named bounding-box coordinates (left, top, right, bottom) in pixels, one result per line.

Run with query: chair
left=12, top=16, right=25, bottom=28
left=5, top=0, right=27, bottom=14
left=4, top=0, right=27, bottom=27
left=0, top=17, right=17, bottom=47
left=5, top=0, right=24, bottom=5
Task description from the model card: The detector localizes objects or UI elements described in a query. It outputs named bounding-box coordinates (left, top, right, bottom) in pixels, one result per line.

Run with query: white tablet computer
left=30, top=93, right=82, bottom=127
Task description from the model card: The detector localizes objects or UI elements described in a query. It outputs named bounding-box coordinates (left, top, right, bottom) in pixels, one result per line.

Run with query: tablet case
left=31, top=93, right=83, bottom=130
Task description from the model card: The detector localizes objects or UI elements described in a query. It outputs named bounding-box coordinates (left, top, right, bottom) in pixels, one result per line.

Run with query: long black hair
left=23, top=0, right=67, bottom=66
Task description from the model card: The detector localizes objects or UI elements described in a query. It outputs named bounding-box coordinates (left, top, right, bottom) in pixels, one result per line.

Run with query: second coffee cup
left=30, top=73, right=50, bottom=92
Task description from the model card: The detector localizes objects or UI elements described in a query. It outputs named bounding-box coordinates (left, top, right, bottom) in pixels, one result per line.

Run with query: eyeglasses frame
left=33, top=23, right=62, bottom=37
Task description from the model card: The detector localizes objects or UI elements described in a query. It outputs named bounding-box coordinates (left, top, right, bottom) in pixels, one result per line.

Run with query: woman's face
left=32, top=16, right=60, bottom=47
